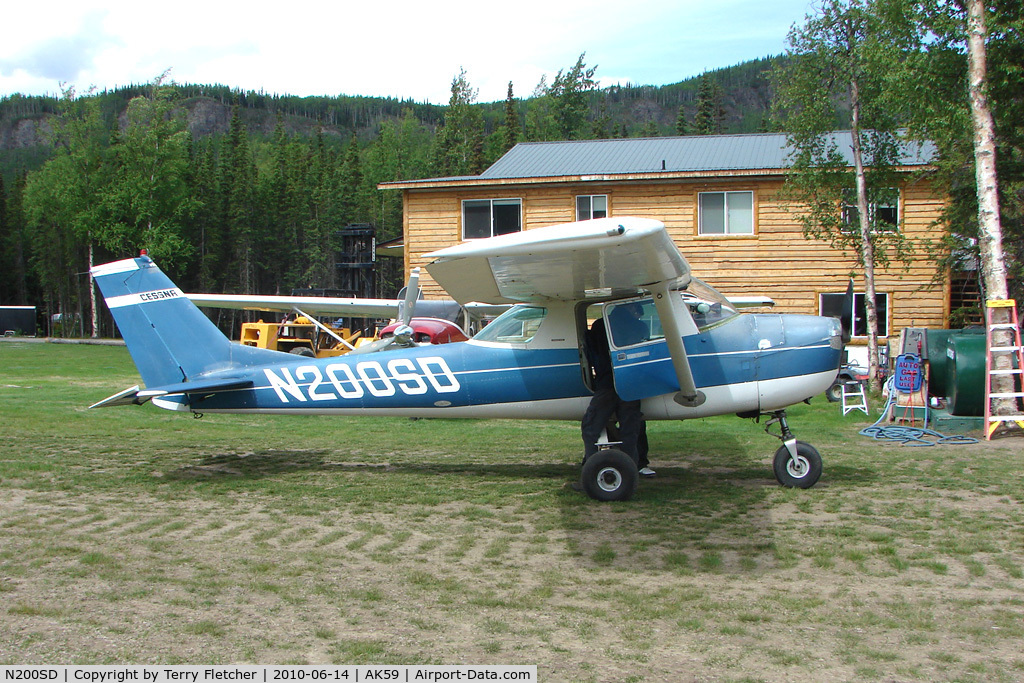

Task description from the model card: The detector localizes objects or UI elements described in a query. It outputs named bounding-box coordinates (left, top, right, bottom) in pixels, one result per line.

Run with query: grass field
left=2, top=341, right=1024, bottom=681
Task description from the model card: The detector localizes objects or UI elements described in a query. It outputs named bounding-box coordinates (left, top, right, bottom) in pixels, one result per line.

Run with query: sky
left=1, top=0, right=817, bottom=105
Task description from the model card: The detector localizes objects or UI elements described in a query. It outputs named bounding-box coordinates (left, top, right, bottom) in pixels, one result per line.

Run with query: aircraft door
left=604, top=299, right=678, bottom=401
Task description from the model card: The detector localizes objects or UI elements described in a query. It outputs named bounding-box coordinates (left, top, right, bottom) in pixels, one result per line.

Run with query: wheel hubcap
left=786, top=455, right=810, bottom=479
left=596, top=467, right=623, bottom=492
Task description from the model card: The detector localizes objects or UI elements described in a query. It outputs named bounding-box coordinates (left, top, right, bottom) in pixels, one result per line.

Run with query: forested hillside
left=3, top=10, right=1021, bottom=339
left=0, top=56, right=780, bottom=334
left=0, top=56, right=778, bottom=181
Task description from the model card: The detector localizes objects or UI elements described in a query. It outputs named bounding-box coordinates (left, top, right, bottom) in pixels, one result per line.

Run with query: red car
left=378, top=317, right=469, bottom=344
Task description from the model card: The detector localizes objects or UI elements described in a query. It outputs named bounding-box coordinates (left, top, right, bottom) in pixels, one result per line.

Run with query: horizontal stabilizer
left=89, top=385, right=144, bottom=409
left=89, top=378, right=254, bottom=409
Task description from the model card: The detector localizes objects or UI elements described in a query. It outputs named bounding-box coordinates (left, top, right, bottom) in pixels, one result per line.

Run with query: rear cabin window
left=473, top=306, right=547, bottom=344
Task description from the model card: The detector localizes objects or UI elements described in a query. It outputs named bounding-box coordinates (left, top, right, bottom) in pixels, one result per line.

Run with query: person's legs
left=636, top=421, right=649, bottom=468
left=580, top=387, right=618, bottom=461
left=615, top=398, right=643, bottom=465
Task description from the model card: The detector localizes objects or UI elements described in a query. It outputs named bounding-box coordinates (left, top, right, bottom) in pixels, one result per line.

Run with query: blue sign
left=893, top=353, right=923, bottom=393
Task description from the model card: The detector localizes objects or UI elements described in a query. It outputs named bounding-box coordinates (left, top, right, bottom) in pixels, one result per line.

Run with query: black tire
left=580, top=448, right=639, bottom=501
left=289, top=347, right=316, bottom=357
left=773, top=441, right=822, bottom=489
left=825, top=382, right=843, bottom=403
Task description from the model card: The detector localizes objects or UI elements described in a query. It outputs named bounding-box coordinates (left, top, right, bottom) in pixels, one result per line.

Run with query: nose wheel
left=763, top=410, right=822, bottom=488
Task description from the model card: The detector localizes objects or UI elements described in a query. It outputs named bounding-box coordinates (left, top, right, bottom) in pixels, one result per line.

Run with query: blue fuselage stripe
left=190, top=314, right=840, bottom=412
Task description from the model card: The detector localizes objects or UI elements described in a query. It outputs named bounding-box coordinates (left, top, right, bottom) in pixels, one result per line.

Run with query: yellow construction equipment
left=240, top=316, right=365, bottom=358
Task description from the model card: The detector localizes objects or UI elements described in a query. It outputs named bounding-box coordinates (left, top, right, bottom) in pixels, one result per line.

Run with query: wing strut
left=649, top=282, right=706, bottom=408
left=292, top=306, right=356, bottom=351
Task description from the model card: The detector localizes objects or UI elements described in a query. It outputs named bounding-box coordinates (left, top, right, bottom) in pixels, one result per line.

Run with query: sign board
left=893, top=353, right=924, bottom=393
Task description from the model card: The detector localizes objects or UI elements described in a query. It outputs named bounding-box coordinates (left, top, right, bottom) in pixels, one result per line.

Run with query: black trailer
left=1, top=306, right=36, bottom=336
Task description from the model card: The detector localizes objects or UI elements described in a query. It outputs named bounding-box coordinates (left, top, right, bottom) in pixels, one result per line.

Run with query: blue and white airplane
left=90, top=217, right=844, bottom=501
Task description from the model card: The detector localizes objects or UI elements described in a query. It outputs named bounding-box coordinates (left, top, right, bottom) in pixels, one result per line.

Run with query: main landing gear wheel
left=580, top=448, right=638, bottom=502
left=773, top=441, right=822, bottom=489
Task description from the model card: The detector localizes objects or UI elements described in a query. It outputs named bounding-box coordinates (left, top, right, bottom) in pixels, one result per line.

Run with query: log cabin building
left=379, top=132, right=951, bottom=348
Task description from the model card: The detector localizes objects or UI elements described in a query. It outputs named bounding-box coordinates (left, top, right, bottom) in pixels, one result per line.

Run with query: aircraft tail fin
left=91, top=255, right=283, bottom=389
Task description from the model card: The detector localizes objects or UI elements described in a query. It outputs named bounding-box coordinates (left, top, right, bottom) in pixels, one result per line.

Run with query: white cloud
left=0, top=0, right=814, bottom=103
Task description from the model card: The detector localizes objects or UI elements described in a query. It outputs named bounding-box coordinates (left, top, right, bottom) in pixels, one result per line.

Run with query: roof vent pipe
left=661, top=159, right=666, bottom=170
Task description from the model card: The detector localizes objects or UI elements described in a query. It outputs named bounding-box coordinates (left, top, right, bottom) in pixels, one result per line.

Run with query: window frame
left=605, top=298, right=663, bottom=349
left=576, top=194, right=608, bottom=221
left=461, top=198, right=523, bottom=240
left=841, top=188, right=900, bottom=234
left=697, top=190, right=755, bottom=236
left=819, top=291, right=891, bottom=338
left=471, top=305, right=547, bottom=345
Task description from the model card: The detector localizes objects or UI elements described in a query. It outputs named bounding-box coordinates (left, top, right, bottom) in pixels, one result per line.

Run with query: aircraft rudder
left=91, top=255, right=239, bottom=388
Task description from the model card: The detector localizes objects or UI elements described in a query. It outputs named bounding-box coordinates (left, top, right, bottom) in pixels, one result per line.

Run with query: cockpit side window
left=606, top=299, right=663, bottom=348
left=682, top=279, right=739, bottom=330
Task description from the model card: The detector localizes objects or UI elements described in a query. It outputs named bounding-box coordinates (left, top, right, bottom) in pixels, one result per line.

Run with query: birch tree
left=773, top=0, right=909, bottom=389
left=102, top=73, right=194, bottom=266
left=965, top=0, right=1009, bottom=303
left=884, top=0, right=1019, bottom=412
left=965, top=0, right=1015, bottom=414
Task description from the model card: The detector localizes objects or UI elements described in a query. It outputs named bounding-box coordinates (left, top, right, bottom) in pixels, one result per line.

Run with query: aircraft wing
left=186, top=293, right=509, bottom=321
left=424, top=217, right=691, bottom=305
left=186, top=293, right=402, bottom=318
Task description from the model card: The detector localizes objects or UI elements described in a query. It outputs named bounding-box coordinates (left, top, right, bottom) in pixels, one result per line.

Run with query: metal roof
left=478, top=132, right=936, bottom=180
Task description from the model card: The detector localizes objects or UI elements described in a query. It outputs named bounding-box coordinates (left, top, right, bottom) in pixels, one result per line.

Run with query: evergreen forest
left=0, top=56, right=777, bottom=335
left=1, top=0, right=1023, bottom=338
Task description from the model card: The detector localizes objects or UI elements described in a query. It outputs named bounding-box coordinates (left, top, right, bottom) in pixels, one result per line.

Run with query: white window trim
left=697, top=190, right=755, bottom=235
left=461, top=198, right=522, bottom=240
left=576, top=194, right=608, bottom=221
left=819, top=291, right=891, bottom=338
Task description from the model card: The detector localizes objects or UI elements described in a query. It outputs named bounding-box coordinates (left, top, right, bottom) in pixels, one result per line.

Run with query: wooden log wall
left=401, top=174, right=949, bottom=335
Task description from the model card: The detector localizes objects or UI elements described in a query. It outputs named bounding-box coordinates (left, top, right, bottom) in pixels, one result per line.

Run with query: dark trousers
left=603, top=416, right=650, bottom=468
left=581, top=385, right=642, bottom=463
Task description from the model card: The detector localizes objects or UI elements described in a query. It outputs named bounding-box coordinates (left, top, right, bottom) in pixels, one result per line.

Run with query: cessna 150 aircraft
left=89, top=217, right=844, bottom=501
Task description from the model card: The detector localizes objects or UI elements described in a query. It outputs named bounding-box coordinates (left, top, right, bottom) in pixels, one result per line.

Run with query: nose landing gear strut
left=763, top=410, right=823, bottom=488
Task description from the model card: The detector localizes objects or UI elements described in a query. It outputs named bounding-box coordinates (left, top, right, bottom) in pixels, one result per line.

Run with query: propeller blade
left=351, top=269, right=423, bottom=355
left=397, top=267, right=421, bottom=327
left=348, top=335, right=399, bottom=355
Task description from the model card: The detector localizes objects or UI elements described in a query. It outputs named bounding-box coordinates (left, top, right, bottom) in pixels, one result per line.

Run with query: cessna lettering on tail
left=263, top=357, right=461, bottom=403
left=104, top=287, right=186, bottom=309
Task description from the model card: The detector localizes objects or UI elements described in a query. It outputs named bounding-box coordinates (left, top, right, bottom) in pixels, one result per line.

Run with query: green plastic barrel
left=946, top=334, right=987, bottom=416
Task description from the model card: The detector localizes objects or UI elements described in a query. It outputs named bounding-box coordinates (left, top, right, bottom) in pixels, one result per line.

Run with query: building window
left=698, top=191, right=754, bottom=235
left=820, top=291, right=890, bottom=337
left=576, top=195, right=608, bottom=221
left=842, top=188, right=899, bottom=232
left=463, top=199, right=522, bottom=239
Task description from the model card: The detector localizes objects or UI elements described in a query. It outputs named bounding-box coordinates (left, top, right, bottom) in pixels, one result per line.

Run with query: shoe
left=639, top=467, right=656, bottom=477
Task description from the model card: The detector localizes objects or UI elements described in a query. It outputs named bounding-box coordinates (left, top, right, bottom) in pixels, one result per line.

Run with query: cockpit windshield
left=682, top=278, right=739, bottom=329
left=473, top=305, right=547, bottom=344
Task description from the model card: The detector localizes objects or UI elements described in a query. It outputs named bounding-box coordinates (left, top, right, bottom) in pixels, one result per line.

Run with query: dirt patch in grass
left=4, top=436, right=1024, bottom=682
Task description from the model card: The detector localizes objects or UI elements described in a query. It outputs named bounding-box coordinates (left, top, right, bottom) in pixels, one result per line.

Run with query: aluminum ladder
left=841, top=381, right=868, bottom=415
